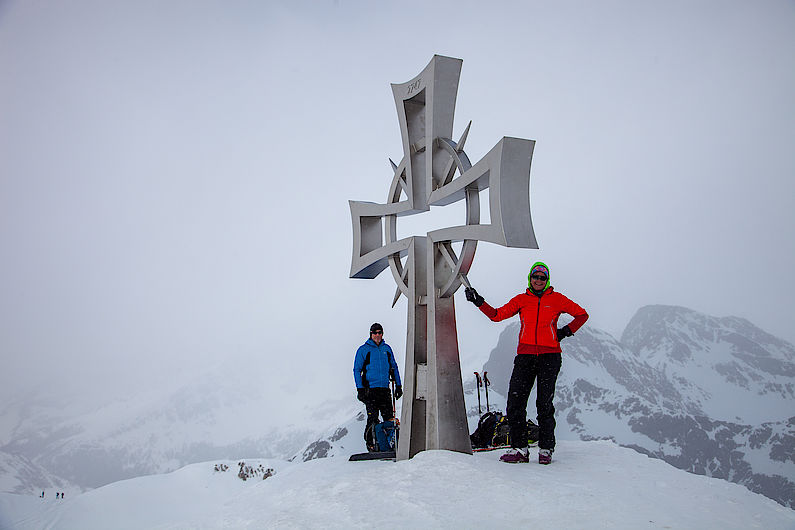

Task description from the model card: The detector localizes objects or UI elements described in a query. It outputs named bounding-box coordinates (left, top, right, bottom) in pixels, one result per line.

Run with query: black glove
left=394, top=385, right=403, bottom=400
left=556, top=325, right=573, bottom=342
left=464, top=287, right=485, bottom=307
left=357, top=388, right=368, bottom=402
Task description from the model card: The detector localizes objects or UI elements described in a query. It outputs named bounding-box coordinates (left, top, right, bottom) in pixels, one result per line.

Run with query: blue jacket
left=353, top=338, right=401, bottom=389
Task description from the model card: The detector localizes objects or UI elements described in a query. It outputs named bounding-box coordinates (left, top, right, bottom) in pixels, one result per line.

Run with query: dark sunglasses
left=530, top=275, right=548, bottom=281
left=371, top=330, right=383, bottom=335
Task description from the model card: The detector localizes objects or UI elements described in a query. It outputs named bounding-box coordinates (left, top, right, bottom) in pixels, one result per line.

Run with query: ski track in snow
left=2, top=440, right=793, bottom=530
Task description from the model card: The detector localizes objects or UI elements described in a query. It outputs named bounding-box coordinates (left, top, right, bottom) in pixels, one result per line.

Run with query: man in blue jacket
left=353, top=323, right=402, bottom=451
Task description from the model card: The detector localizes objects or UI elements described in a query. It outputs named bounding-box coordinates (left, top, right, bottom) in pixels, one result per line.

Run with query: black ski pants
left=363, top=387, right=393, bottom=448
left=506, top=352, right=562, bottom=451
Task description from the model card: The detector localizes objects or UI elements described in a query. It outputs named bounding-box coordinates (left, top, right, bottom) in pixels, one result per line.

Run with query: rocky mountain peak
left=621, top=305, right=795, bottom=390
left=621, top=305, right=719, bottom=363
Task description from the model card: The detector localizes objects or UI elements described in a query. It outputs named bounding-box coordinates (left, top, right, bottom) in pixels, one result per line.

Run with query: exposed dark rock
left=329, top=428, right=348, bottom=442
left=302, top=441, right=331, bottom=462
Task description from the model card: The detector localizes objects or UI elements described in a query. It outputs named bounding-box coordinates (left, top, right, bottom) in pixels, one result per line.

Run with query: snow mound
left=2, top=440, right=793, bottom=529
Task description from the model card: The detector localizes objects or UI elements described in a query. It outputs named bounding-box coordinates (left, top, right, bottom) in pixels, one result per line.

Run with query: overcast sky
left=1, top=0, right=793, bottom=414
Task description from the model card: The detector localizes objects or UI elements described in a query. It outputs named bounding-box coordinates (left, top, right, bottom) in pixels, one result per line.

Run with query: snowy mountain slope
left=0, top=368, right=315, bottom=494
left=292, top=411, right=367, bottom=462
left=481, top=305, right=795, bottom=508
left=0, top=450, right=77, bottom=497
left=2, top=441, right=793, bottom=530
left=621, top=305, right=794, bottom=423
left=0, top=457, right=284, bottom=530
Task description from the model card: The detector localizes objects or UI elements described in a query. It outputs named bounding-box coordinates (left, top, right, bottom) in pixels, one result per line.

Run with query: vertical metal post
left=397, top=237, right=428, bottom=459
left=426, top=240, right=470, bottom=452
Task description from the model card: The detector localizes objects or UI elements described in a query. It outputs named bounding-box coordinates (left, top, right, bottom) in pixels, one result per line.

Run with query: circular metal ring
left=384, top=137, right=479, bottom=301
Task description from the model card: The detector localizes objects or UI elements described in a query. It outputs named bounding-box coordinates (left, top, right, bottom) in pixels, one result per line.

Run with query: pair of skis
left=473, top=444, right=510, bottom=453
left=473, top=371, right=490, bottom=414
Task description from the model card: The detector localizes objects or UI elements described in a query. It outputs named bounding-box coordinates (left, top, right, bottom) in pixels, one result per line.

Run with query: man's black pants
left=363, top=387, right=393, bottom=449
left=506, top=352, right=562, bottom=451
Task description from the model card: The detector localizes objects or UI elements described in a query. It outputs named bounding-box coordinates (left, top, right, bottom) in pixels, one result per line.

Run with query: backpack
left=470, top=411, right=540, bottom=448
left=470, top=411, right=502, bottom=448
left=367, top=419, right=399, bottom=452
left=374, top=419, right=398, bottom=451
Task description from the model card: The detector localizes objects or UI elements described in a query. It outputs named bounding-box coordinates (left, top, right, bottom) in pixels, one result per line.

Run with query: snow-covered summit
left=2, top=440, right=793, bottom=529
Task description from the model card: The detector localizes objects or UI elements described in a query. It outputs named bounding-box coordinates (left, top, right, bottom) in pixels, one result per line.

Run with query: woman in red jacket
left=465, top=261, right=588, bottom=464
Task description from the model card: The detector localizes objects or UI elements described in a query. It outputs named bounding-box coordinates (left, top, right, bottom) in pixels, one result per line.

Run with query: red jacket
left=479, top=287, right=588, bottom=355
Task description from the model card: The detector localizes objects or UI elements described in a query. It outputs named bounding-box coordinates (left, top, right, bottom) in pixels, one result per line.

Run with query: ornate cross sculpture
left=349, top=55, right=538, bottom=460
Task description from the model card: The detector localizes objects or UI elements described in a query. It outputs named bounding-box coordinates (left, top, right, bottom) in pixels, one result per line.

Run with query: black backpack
left=470, top=411, right=539, bottom=448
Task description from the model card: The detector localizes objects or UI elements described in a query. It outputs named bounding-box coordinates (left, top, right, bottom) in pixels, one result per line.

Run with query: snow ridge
left=2, top=441, right=794, bottom=529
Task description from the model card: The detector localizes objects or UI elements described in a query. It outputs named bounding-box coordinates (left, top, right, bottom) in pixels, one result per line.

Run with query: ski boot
left=499, top=447, right=529, bottom=464
left=538, top=448, right=553, bottom=465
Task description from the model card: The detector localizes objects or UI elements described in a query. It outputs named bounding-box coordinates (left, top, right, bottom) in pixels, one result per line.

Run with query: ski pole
left=390, top=379, right=400, bottom=449
left=474, top=372, right=483, bottom=414
left=390, top=379, right=397, bottom=422
left=483, top=371, right=490, bottom=412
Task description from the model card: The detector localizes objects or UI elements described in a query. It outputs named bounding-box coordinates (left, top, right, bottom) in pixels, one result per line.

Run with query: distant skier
left=465, top=262, right=588, bottom=464
left=353, top=323, right=402, bottom=451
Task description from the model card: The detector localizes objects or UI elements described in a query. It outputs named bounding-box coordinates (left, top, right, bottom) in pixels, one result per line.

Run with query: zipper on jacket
left=534, top=296, right=541, bottom=349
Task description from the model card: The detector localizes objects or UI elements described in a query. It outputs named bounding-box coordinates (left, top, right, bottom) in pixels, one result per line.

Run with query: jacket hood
left=528, top=261, right=551, bottom=291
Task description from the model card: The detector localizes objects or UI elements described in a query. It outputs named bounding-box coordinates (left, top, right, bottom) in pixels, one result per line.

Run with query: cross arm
left=428, top=137, right=538, bottom=249
left=349, top=200, right=414, bottom=279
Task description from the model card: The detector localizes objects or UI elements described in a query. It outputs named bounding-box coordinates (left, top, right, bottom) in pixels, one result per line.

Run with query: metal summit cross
left=349, top=55, right=538, bottom=460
